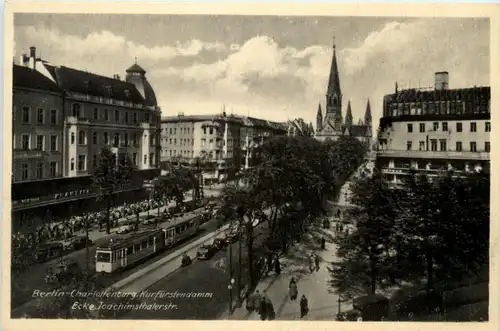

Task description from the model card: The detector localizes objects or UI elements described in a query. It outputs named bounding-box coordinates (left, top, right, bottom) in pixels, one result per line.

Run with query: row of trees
left=219, top=134, right=368, bottom=287
left=329, top=169, right=490, bottom=301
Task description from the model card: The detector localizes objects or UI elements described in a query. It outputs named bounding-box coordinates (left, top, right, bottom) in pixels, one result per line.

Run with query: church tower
left=324, top=37, right=343, bottom=131
left=316, top=103, right=323, bottom=132
left=344, top=100, right=353, bottom=126
left=364, top=99, right=372, bottom=126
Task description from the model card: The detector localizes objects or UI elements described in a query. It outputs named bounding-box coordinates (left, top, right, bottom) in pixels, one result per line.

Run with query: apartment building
left=160, top=112, right=287, bottom=182
left=376, top=71, right=490, bottom=185
left=12, top=46, right=161, bottom=231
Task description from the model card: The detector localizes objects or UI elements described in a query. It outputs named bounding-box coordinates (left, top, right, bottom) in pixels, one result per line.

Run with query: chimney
left=28, top=46, right=37, bottom=70
left=29, top=46, right=36, bottom=58
left=20, top=53, right=29, bottom=66
left=434, top=71, right=449, bottom=90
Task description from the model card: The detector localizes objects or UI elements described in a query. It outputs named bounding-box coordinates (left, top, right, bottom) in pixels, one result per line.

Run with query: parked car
left=45, top=259, right=81, bottom=284
left=69, top=235, right=90, bottom=250
left=212, top=237, right=227, bottom=250
left=116, top=223, right=134, bottom=234
left=196, top=244, right=217, bottom=260
left=34, top=242, right=64, bottom=263
left=224, top=228, right=240, bottom=244
left=141, top=217, right=156, bottom=225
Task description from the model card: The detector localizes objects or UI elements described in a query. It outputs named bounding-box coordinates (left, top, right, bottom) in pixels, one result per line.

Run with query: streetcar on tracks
left=95, top=213, right=202, bottom=273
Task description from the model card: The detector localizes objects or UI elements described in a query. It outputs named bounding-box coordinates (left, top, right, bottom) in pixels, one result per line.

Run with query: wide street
left=122, top=221, right=270, bottom=319
left=11, top=206, right=220, bottom=310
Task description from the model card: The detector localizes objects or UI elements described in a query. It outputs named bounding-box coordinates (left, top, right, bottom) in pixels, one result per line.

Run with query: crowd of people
left=12, top=198, right=171, bottom=256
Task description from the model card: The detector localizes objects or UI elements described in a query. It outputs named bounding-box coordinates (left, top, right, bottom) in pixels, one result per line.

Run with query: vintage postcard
left=2, top=2, right=499, bottom=331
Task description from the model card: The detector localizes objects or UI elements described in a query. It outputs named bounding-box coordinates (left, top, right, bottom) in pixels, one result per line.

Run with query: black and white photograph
left=4, top=3, right=496, bottom=327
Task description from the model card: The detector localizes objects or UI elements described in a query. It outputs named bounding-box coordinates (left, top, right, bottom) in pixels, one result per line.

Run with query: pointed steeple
left=345, top=100, right=353, bottom=126
left=364, top=99, right=372, bottom=126
left=327, top=37, right=341, bottom=98
left=316, top=103, right=323, bottom=132
left=324, top=36, right=343, bottom=131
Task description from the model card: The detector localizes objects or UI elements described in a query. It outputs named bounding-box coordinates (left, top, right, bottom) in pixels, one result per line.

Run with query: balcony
left=381, top=167, right=470, bottom=177
left=66, top=116, right=90, bottom=125
left=14, top=149, right=47, bottom=159
left=376, top=149, right=490, bottom=161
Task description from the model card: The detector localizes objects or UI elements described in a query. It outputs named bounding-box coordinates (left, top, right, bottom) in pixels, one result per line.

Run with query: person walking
left=274, top=257, right=281, bottom=276
left=309, top=254, right=315, bottom=273
left=314, top=254, right=320, bottom=272
left=320, top=237, right=326, bottom=250
left=289, top=278, right=298, bottom=300
left=266, top=296, right=276, bottom=320
left=258, top=295, right=267, bottom=320
left=246, top=290, right=261, bottom=312
left=300, top=294, right=309, bottom=318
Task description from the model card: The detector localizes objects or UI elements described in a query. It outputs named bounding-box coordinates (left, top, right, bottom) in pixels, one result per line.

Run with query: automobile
left=34, top=242, right=64, bottom=263
left=141, top=217, right=156, bottom=225
left=116, top=223, right=135, bottom=234
left=45, top=259, right=81, bottom=284
left=196, top=244, right=217, bottom=260
left=224, top=228, right=240, bottom=244
left=68, top=235, right=91, bottom=250
left=212, top=237, right=227, bottom=250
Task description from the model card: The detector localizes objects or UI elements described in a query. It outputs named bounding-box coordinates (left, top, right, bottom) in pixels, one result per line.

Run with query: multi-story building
left=12, top=46, right=161, bottom=231
left=160, top=112, right=287, bottom=183
left=375, top=71, right=490, bottom=185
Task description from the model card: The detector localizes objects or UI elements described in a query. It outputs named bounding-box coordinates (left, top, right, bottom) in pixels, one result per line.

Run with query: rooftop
left=162, top=113, right=288, bottom=131
left=385, top=86, right=490, bottom=103
left=13, top=64, right=61, bottom=94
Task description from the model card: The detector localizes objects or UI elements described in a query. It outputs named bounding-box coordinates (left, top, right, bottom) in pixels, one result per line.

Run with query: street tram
left=95, top=213, right=202, bottom=273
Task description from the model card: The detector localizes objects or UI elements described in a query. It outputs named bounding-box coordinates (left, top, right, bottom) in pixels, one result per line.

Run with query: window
left=37, top=108, right=44, bottom=124
left=150, top=153, right=154, bottom=165
left=70, top=158, right=75, bottom=171
left=433, top=122, right=439, bottom=131
left=72, top=104, right=81, bottom=118
left=50, top=109, right=57, bottom=125
left=92, top=132, right=98, bottom=144
left=78, top=131, right=86, bottom=145
left=442, top=122, right=448, bottom=131
left=78, top=155, right=86, bottom=171
left=430, top=139, right=437, bottom=151
left=456, top=141, right=462, bottom=152
left=36, top=163, right=44, bottom=179
left=170, top=128, right=173, bottom=134
left=125, top=112, right=129, bottom=124
left=145, top=113, right=150, bottom=122
left=203, top=127, right=207, bottom=135
left=485, top=142, right=490, bottom=153
left=419, top=123, right=425, bottom=132
left=144, top=154, right=147, bottom=165
left=439, top=139, right=447, bottom=151
left=132, top=153, right=137, bottom=165
left=174, top=138, right=177, bottom=145
left=36, top=135, right=44, bottom=150
left=104, top=132, right=109, bottom=144
left=209, top=127, right=214, bottom=135
left=114, top=109, right=120, bottom=122
left=133, top=134, right=137, bottom=146
left=470, top=122, right=477, bottom=132
left=104, top=109, right=109, bottom=121
left=93, top=108, right=98, bottom=120
left=406, top=141, right=412, bottom=150
left=470, top=141, right=477, bottom=152
left=419, top=141, right=425, bottom=151
left=92, top=154, right=98, bottom=168
left=169, top=139, right=172, bottom=144
left=22, top=106, right=30, bottom=124
left=113, top=133, right=119, bottom=146
left=124, top=133, right=129, bottom=147
left=21, top=134, right=30, bottom=150
left=133, top=112, right=137, bottom=124
left=50, top=162, right=57, bottom=177
left=485, top=122, right=491, bottom=132
left=456, top=122, right=462, bottom=132
left=50, top=135, right=57, bottom=151
left=71, top=132, right=75, bottom=145
left=21, top=163, right=29, bottom=180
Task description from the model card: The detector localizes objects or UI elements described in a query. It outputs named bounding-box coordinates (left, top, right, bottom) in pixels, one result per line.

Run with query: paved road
left=122, top=222, right=270, bottom=320
left=11, top=209, right=220, bottom=310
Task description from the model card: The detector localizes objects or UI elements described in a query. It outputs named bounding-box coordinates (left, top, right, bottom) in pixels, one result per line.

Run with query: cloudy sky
left=13, top=14, right=489, bottom=129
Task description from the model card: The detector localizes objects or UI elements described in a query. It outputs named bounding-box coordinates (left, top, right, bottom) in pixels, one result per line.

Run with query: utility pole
left=228, top=213, right=234, bottom=313
left=236, top=216, right=243, bottom=307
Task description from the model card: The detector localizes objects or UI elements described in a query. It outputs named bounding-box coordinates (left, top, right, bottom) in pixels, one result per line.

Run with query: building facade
left=12, top=46, right=161, bottom=231
left=160, top=112, right=287, bottom=183
left=315, top=40, right=372, bottom=145
left=375, top=71, right=490, bottom=185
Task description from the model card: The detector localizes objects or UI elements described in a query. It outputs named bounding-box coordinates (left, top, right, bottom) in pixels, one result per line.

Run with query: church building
left=315, top=39, right=372, bottom=146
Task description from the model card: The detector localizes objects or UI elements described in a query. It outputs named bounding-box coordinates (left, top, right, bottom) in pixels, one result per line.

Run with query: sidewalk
left=222, top=226, right=352, bottom=320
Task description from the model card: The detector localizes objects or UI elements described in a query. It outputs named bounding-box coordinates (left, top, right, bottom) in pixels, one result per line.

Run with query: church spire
left=316, top=103, right=323, bottom=132
left=364, top=99, right=372, bottom=126
left=345, top=100, right=353, bottom=126
left=326, top=36, right=341, bottom=99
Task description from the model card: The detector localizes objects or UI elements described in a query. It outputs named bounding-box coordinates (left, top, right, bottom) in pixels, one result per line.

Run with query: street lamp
left=235, top=205, right=245, bottom=308
left=228, top=278, right=235, bottom=314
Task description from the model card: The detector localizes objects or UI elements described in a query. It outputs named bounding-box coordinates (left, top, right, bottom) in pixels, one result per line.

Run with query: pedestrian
left=247, top=290, right=261, bottom=312
left=320, top=237, right=326, bottom=250
left=266, top=296, right=275, bottom=320
left=258, top=295, right=268, bottom=320
left=300, top=294, right=309, bottom=318
left=274, top=257, right=281, bottom=275
left=309, top=254, right=315, bottom=273
left=314, top=254, right=320, bottom=272
left=289, top=278, right=298, bottom=300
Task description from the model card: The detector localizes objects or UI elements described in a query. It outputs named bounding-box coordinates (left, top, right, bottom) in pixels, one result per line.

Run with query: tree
left=92, top=147, right=134, bottom=234
left=329, top=169, right=397, bottom=298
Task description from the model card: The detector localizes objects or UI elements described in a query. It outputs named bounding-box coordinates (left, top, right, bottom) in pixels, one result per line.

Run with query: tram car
left=95, top=213, right=202, bottom=273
